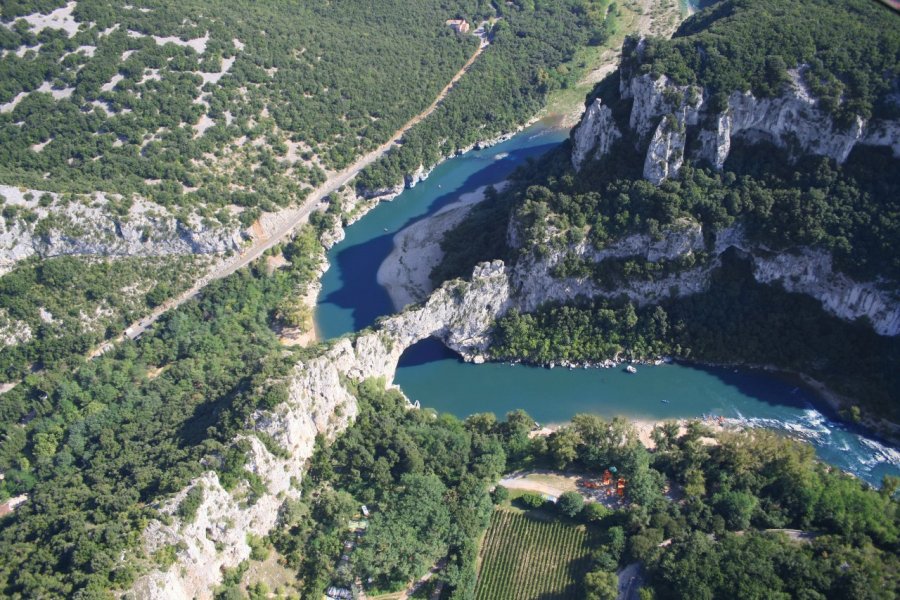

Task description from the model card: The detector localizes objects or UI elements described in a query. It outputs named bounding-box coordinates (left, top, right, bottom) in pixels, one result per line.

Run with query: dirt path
left=89, top=41, right=487, bottom=355
left=499, top=471, right=581, bottom=498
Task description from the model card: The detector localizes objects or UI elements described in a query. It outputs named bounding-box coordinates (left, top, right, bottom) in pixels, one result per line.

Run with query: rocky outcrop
left=748, top=247, right=900, bottom=336
left=571, top=97, right=621, bottom=170
left=129, top=261, right=511, bottom=599
left=696, top=69, right=870, bottom=170
left=405, top=164, right=435, bottom=188
left=377, top=182, right=510, bottom=311
left=643, top=113, right=687, bottom=184
left=572, top=57, right=900, bottom=184
left=0, top=185, right=243, bottom=275
left=509, top=216, right=900, bottom=336
left=511, top=221, right=713, bottom=312
left=0, top=308, right=31, bottom=347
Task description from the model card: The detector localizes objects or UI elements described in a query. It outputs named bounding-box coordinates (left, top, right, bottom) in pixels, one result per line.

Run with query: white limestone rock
left=643, top=114, right=686, bottom=184
left=571, top=97, right=621, bottom=169
left=0, top=185, right=243, bottom=275
left=750, top=247, right=900, bottom=336
left=575, top=54, right=900, bottom=184
left=129, top=261, right=513, bottom=599
left=511, top=221, right=710, bottom=312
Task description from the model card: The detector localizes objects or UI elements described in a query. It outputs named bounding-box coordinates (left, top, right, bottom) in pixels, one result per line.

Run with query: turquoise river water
left=316, top=120, right=900, bottom=486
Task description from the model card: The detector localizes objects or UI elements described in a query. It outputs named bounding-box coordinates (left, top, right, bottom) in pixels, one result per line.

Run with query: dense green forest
left=254, top=385, right=900, bottom=599
left=0, top=0, right=476, bottom=208
left=0, top=219, right=329, bottom=597
left=355, top=0, right=612, bottom=193
left=0, top=255, right=207, bottom=381
left=0, top=0, right=612, bottom=214
left=627, top=0, right=900, bottom=124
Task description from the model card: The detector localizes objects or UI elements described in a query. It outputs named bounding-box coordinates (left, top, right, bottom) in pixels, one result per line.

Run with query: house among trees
left=446, top=19, right=470, bottom=34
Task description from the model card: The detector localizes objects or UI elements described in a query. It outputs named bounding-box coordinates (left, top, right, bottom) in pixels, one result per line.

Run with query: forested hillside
left=0, top=1, right=621, bottom=597
left=0, top=219, right=329, bottom=597
left=0, top=0, right=476, bottom=208
left=0, top=0, right=613, bottom=379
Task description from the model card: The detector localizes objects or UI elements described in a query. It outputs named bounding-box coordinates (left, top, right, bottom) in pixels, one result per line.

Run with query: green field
left=475, top=510, right=590, bottom=600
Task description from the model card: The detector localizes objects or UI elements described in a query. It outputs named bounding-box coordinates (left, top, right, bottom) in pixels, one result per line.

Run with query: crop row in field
left=475, top=509, right=589, bottom=600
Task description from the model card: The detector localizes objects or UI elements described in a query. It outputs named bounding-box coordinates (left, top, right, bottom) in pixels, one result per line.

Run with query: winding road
left=94, top=39, right=488, bottom=354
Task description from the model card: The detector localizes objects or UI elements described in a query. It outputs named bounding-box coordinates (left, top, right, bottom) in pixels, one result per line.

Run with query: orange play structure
left=580, top=469, right=627, bottom=500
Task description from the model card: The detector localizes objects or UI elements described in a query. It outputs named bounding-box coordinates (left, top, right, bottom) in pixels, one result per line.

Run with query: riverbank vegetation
left=492, top=253, right=900, bottom=422
left=263, top=386, right=900, bottom=599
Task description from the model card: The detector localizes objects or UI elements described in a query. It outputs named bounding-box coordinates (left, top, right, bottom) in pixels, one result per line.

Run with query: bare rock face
left=749, top=247, right=900, bottom=336
left=571, top=59, right=899, bottom=184
left=0, top=185, right=243, bottom=275
left=643, top=114, right=687, bottom=184
left=696, top=70, right=872, bottom=170
left=511, top=221, right=712, bottom=312
left=129, top=261, right=512, bottom=599
left=571, top=97, right=621, bottom=169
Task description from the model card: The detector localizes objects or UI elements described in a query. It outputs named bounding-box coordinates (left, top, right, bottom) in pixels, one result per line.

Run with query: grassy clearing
left=475, top=510, right=590, bottom=600
left=543, top=0, right=685, bottom=123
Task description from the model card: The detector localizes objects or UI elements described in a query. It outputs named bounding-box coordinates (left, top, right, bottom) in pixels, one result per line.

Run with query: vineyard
left=475, top=510, right=590, bottom=600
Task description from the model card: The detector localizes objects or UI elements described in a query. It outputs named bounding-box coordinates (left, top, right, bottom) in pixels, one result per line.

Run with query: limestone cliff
left=128, top=261, right=511, bottom=599
left=508, top=218, right=900, bottom=336
left=564, top=40, right=900, bottom=336
left=0, top=185, right=243, bottom=275
left=511, top=220, right=713, bottom=312
left=572, top=56, right=900, bottom=184
left=570, top=97, right=621, bottom=170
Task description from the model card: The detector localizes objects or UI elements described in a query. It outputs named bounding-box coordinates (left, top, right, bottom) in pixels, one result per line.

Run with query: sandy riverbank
left=377, top=181, right=510, bottom=311
left=530, top=417, right=728, bottom=450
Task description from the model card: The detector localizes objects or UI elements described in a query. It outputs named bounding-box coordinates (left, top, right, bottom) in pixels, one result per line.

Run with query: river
left=315, top=119, right=900, bottom=487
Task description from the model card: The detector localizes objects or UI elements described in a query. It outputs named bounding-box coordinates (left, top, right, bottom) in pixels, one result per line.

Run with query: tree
left=519, top=492, right=545, bottom=509
left=491, top=485, right=509, bottom=504
left=713, top=490, right=757, bottom=531
left=548, top=427, right=580, bottom=469
left=584, top=570, right=618, bottom=600
left=558, top=491, right=584, bottom=518
left=582, top=502, right=611, bottom=522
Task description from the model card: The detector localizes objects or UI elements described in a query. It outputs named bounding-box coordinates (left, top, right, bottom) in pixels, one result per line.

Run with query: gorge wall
left=0, top=185, right=243, bottom=275
left=128, top=261, right=511, bottom=599
left=565, top=39, right=900, bottom=336
left=572, top=42, right=900, bottom=184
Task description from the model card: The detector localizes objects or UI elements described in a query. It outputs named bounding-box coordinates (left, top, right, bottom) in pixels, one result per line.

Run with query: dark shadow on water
left=672, top=361, right=840, bottom=419
left=396, top=338, right=842, bottom=425
left=320, top=139, right=562, bottom=334
left=397, top=336, right=459, bottom=367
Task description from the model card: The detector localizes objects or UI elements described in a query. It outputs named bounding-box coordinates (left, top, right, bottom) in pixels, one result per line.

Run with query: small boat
left=625, top=365, right=637, bottom=374
left=383, top=227, right=388, bottom=232
left=660, top=399, right=670, bottom=404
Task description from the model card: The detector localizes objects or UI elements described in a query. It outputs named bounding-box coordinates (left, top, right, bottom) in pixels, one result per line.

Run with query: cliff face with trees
left=433, top=0, right=900, bottom=423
